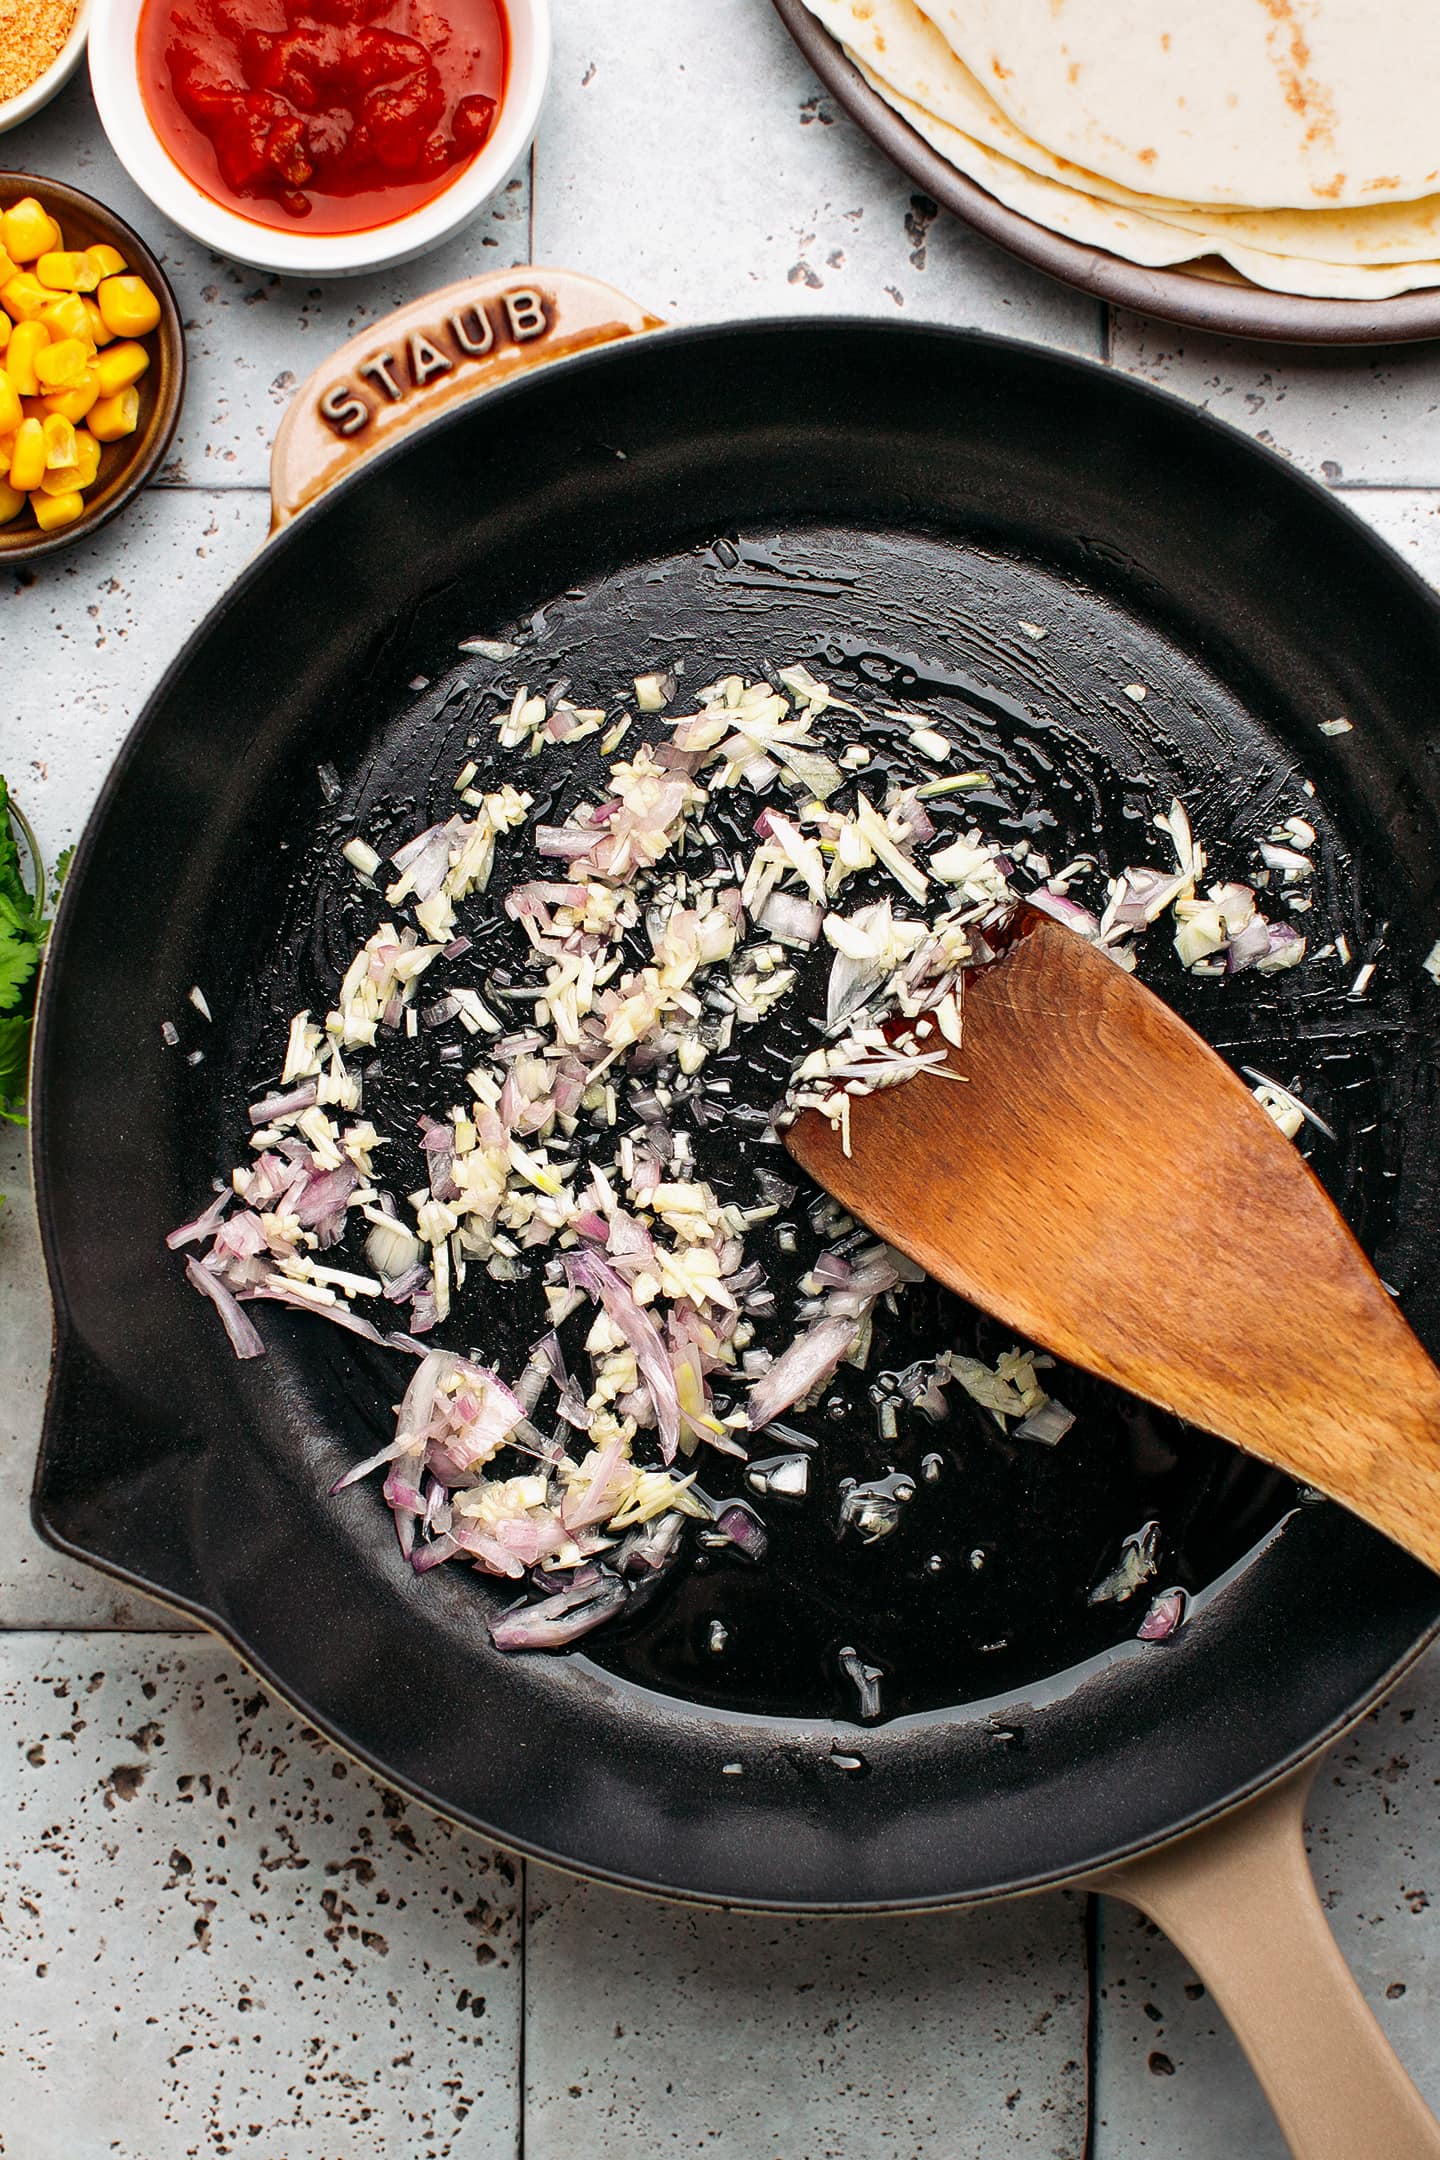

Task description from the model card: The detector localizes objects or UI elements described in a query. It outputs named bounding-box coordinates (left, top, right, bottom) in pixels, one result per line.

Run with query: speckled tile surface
left=0, top=1635, right=523, bottom=2160
left=531, top=0, right=1103, bottom=347
left=6, top=490, right=268, bottom=861
left=525, top=1870, right=1090, bottom=2159
left=1109, top=316, right=1440, bottom=487
left=5, top=10, right=1440, bottom=2154
left=1334, top=484, right=1440, bottom=585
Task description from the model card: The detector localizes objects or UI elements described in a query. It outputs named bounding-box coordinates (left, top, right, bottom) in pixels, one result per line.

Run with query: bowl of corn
left=0, top=173, right=185, bottom=562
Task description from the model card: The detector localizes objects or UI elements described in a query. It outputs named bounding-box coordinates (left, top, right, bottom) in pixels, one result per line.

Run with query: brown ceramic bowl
left=0, top=172, right=185, bottom=564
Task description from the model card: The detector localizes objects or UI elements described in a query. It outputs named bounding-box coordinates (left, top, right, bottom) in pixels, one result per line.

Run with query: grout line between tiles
left=142, top=481, right=270, bottom=496
left=1081, top=1892, right=1101, bottom=2160
left=0, top=1623, right=204, bottom=1638
left=517, top=1856, right=529, bottom=2160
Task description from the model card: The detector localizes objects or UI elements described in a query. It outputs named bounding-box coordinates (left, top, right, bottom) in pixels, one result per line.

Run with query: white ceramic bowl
left=0, top=0, right=92, bottom=134
left=88, top=0, right=550, bottom=277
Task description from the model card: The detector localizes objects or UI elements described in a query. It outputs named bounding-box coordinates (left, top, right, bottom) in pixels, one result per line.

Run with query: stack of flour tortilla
left=799, top=0, right=1440, bottom=298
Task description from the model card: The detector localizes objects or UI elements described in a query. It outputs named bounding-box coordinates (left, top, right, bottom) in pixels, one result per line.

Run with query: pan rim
left=27, top=1500, right=1440, bottom=1913
left=29, top=312, right=1440, bottom=1907
left=32, top=307, right=1440, bottom=1037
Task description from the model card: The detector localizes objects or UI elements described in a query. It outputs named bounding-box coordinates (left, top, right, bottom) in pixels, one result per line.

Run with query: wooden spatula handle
left=1092, top=1766, right=1440, bottom=2160
left=787, top=915, right=1440, bottom=1578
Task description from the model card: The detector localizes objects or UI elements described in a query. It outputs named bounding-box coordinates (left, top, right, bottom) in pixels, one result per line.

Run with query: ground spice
left=0, top=0, right=77, bottom=104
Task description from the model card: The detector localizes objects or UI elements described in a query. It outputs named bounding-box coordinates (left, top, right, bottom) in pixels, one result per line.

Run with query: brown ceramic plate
left=772, top=0, right=1440, bottom=347
left=0, top=173, right=185, bottom=564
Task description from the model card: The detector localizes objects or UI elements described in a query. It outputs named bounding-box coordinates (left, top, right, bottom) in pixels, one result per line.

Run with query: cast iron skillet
left=28, top=269, right=1440, bottom=2146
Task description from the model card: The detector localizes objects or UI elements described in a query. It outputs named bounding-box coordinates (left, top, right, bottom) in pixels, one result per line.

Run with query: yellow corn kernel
left=0, top=370, right=21, bottom=438
left=41, top=427, right=99, bottom=494
left=33, top=337, right=88, bottom=390
left=88, top=387, right=139, bottom=442
left=83, top=242, right=127, bottom=280
left=38, top=292, right=91, bottom=343
left=0, top=432, right=11, bottom=476
left=5, top=320, right=47, bottom=396
left=2, top=198, right=60, bottom=264
left=0, top=478, right=23, bottom=523
left=31, top=488, right=85, bottom=532
left=0, top=310, right=9, bottom=353
left=9, top=416, right=46, bottom=492
left=0, top=250, right=16, bottom=287
left=96, top=275, right=160, bottom=339
left=41, top=413, right=77, bottom=469
left=94, top=340, right=149, bottom=398
left=70, top=428, right=101, bottom=489
left=36, top=250, right=97, bottom=292
left=80, top=297, right=112, bottom=347
left=1, top=271, right=49, bottom=323
left=41, top=372, right=98, bottom=424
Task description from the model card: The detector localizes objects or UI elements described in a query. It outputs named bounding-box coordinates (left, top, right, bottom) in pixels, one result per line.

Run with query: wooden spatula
left=785, top=911, right=1440, bottom=1573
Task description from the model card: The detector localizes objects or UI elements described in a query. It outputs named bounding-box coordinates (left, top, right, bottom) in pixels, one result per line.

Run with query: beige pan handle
left=1090, top=1763, right=1440, bottom=2159
left=269, top=266, right=666, bottom=528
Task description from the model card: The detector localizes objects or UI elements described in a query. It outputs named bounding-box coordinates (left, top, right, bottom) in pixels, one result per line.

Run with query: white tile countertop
left=4, top=5, right=1440, bottom=2155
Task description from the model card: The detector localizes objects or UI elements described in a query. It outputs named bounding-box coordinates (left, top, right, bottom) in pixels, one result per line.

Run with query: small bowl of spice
left=0, top=172, right=185, bottom=562
left=89, top=0, right=550, bottom=278
left=0, top=0, right=91, bottom=134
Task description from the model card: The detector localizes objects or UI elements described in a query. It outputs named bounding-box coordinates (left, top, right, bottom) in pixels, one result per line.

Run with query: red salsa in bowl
left=137, top=0, right=508, bottom=235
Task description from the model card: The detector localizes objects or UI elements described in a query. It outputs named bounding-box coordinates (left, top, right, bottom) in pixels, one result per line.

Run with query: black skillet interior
left=32, top=321, right=1440, bottom=1910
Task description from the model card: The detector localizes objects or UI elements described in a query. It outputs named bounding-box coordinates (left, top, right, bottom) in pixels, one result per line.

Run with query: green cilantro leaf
left=0, top=912, right=40, bottom=1017
left=0, top=775, right=35, bottom=928
left=0, top=779, right=56, bottom=1148
left=0, top=1011, right=31, bottom=1116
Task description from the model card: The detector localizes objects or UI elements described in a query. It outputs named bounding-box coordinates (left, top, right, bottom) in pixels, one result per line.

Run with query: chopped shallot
left=489, top=1574, right=630, bottom=1649
left=171, top=649, right=1338, bottom=1670
left=746, top=1317, right=855, bottom=1428
left=186, top=1259, right=265, bottom=1358
left=1138, top=1588, right=1188, bottom=1641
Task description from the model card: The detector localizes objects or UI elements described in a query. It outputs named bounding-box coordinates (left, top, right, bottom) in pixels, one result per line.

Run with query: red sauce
left=137, top=0, right=508, bottom=235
